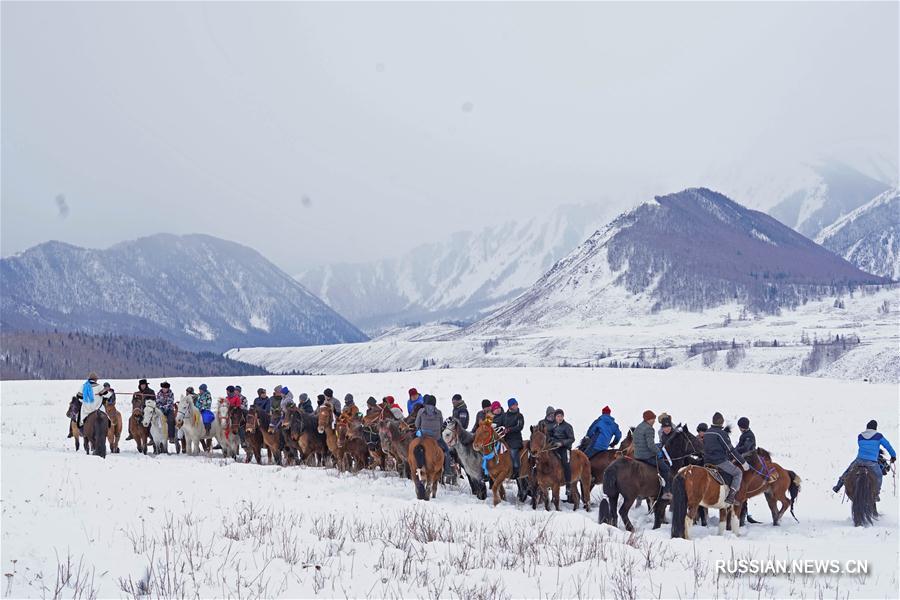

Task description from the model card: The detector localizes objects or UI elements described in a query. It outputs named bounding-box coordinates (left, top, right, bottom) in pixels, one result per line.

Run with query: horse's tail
left=597, top=498, right=613, bottom=525
left=602, top=459, right=619, bottom=500
left=413, top=443, right=426, bottom=469
left=788, top=470, right=801, bottom=522
left=93, top=412, right=109, bottom=459
left=850, top=467, right=876, bottom=527
left=670, top=470, right=688, bottom=538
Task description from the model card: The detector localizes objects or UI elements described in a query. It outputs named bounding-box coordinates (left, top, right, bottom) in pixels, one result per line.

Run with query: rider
left=195, top=383, right=214, bottom=435
left=253, top=388, right=271, bottom=413
left=273, top=386, right=296, bottom=431
left=324, top=388, right=341, bottom=414
left=407, top=388, right=425, bottom=416
left=225, top=386, right=246, bottom=447
left=414, top=395, right=454, bottom=482
left=584, top=406, right=622, bottom=458
left=494, top=398, right=525, bottom=480
left=156, top=382, right=177, bottom=444
left=102, top=382, right=117, bottom=407
left=471, top=399, right=492, bottom=432
left=235, top=386, right=248, bottom=410
left=298, top=393, right=314, bottom=414
left=343, top=394, right=357, bottom=417
left=73, top=371, right=108, bottom=427
left=658, top=414, right=675, bottom=446
left=451, top=394, right=470, bottom=429
left=734, top=417, right=756, bottom=457
left=633, top=410, right=672, bottom=501
left=381, top=396, right=404, bottom=420
left=833, top=419, right=896, bottom=501
left=696, top=422, right=708, bottom=441
left=365, top=396, right=380, bottom=418
left=127, top=379, right=156, bottom=440
left=548, top=409, right=576, bottom=501
left=703, top=412, right=749, bottom=506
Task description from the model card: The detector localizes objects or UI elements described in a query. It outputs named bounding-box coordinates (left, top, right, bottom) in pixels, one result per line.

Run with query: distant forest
left=0, top=331, right=269, bottom=380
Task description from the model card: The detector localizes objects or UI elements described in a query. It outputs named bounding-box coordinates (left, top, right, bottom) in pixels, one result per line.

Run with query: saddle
left=703, top=464, right=731, bottom=487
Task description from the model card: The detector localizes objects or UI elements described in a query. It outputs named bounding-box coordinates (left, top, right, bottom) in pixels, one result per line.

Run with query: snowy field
left=2, top=368, right=898, bottom=599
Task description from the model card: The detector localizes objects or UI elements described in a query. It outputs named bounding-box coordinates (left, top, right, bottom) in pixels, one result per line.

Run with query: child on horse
left=735, top=417, right=756, bottom=457
left=833, top=419, right=896, bottom=502
left=702, top=412, right=749, bottom=506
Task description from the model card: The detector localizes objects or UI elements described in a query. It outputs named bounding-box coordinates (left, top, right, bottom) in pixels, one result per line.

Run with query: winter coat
left=253, top=396, right=271, bottom=413
left=195, top=391, right=212, bottom=412
left=239, top=394, right=248, bottom=411
left=103, top=389, right=117, bottom=406
left=138, top=387, right=156, bottom=406
left=156, top=389, right=175, bottom=412
left=494, top=410, right=525, bottom=448
left=77, top=380, right=107, bottom=416
left=328, top=396, right=341, bottom=414
left=857, top=430, right=896, bottom=462
left=587, top=414, right=622, bottom=452
left=298, top=394, right=314, bottom=414
left=270, top=394, right=283, bottom=413
left=703, top=425, right=742, bottom=465
left=452, top=401, right=470, bottom=430
left=407, top=394, right=424, bottom=416
left=226, top=393, right=243, bottom=410
left=548, top=420, right=575, bottom=450
left=735, top=429, right=757, bottom=456
left=414, top=405, right=443, bottom=439
left=390, top=405, right=404, bottom=420
left=282, top=391, right=296, bottom=408
left=365, top=405, right=381, bottom=418
left=632, top=421, right=657, bottom=461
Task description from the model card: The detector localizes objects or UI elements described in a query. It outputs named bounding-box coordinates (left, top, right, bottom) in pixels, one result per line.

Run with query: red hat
left=408, top=388, right=418, bottom=396
left=642, top=409, right=656, bottom=421
left=490, top=401, right=502, bottom=411
left=385, top=395, right=395, bottom=404
left=602, top=406, right=611, bottom=415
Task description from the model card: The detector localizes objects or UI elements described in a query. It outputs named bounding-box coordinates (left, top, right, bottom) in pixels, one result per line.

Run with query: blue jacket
left=587, top=415, right=622, bottom=452
left=407, top=394, right=424, bottom=415
left=857, top=430, right=896, bottom=462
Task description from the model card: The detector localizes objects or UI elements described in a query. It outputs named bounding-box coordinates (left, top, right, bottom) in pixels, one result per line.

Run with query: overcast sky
left=2, top=2, right=897, bottom=271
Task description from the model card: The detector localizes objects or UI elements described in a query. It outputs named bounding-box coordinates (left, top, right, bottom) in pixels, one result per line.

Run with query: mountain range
left=1, top=234, right=367, bottom=352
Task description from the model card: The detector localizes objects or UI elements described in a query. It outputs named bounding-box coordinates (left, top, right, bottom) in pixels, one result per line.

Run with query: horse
left=175, top=394, right=217, bottom=456
left=359, top=411, right=389, bottom=470
left=408, top=436, right=444, bottom=500
left=378, top=419, right=414, bottom=479
left=597, top=456, right=668, bottom=531
left=257, top=411, right=283, bottom=465
left=81, top=409, right=109, bottom=458
left=336, top=414, right=369, bottom=473
left=129, top=394, right=150, bottom=455
left=739, top=448, right=801, bottom=527
left=442, top=418, right=487, bottom=500
left=244, top=408, right=266, bottom=465
left=216, top=400, right=242, bottom=460
left=290, top=409, right=328, bottom=466
left=472, top=415, right=516, bottom=506
left=142, top=399, right=169, bottom=455
left=528, top=423, right=592, bottom=511
left=67, top=396, right=82, bottom=452
left=105, top=400, right=123, bottom=454
left=278, top=406, right=303, bottom=465
left=844, top=463, right=878, bottom=527
left=670, top=465, right=740, bottom=539
left=318, top=402, right=345, bottom=469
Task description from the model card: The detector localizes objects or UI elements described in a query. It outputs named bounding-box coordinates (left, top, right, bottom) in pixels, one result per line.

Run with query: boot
left=724, top=488, right=738, bottom=506
left=126, top=433, right=133, bottom=440
left=832, top=478, right=844, bottom=493
left=564, top=484, right=573, bottom=503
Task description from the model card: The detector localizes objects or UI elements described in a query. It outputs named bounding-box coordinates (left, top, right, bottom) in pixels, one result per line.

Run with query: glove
left=741, top=462, right=749, bottom=471
left=891, top=457, right=896, bottom=464
left=416, top=430, right=422, bottom=438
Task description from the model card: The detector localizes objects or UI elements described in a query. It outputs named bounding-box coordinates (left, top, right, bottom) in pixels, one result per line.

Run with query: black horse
left=845, top=464, right=879, bottom=526
left=82, top=410, right=109, bottom=458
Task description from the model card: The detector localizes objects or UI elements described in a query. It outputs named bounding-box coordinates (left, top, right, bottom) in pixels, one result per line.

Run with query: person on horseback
left=195, top=383, right=213, bottom=435
left=126, top=379, right=156, bottom=440
left=547, top=409, right=576, bottom=500
left=633, top=410, right=672, bottom=500
left=156, top=382, right=177, bottom=444
left=451, top=394, right=469, bottom=429
left=325, top=388, right=341, bottom=414
left=271, top=386, right=296, bottom=432
left=658, top=414, right=674, bottom=446
left=696, top=422, right=707, bottom=441
left=68, top=372, right=99, bottom=435
left=344, top=394, right=356, bottom=415
left=270, top=386, right=284, bottom=427
left=584, top=406, right=622, bottom=458
left=102, top=383, right=116, bottom=406
left=542, top=406, right=557, bottom=432
left=235, top=386, right=248, bottom=410
left=225, top=385, right=247, bottom=447
left=734, top=417, right=756, bottom=457
left=494, top=398, right=525, bottom=480
left=490, top=401, right=504, bottom=419
left=365, top=396, right=380, bottom=418
left=298, top=393, right=314, bottom=413
left=407, top=388, right=424, bottom=416
left=833, top=420, right=895, bottom=501
left=253, top=388, right=271, bottom=413
left=381, top=396, right=404, bottom=419
left=414, top=395, right=454, bottom=482
left=471, top=399, right=492, bottom=432
left=703, top=412, right=749, bottom=506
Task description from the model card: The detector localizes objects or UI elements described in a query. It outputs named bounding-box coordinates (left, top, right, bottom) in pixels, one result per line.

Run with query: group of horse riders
left=68, top=372, right=896, bottom=507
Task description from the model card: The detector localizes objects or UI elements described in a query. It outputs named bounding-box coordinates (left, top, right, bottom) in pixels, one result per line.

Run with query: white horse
left=142, top=399, right=169, bottom=455
left=216, top=398, right=242, bottom=460
left=175, top=394, right=221, bottom=456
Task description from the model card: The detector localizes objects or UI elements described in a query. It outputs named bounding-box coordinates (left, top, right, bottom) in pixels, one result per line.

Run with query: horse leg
left=620, top=497, right=636, bottom=532
left=731, top=508, right=741, bottom=536
left=581, top=471, right=592, bottom=511
left=552, top=484, right=561, bottom=511
left=718, top=509, right=728, bottom=535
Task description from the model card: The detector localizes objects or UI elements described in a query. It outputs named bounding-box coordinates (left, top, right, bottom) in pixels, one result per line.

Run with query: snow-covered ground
left=228, top=286, right=900, bottom=383
left=2, top=369, right=897, bottom=599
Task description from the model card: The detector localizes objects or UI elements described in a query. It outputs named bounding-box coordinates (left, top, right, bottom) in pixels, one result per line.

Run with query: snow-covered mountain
left=465, top=188, right=887, bottom=333
left=816, top=189, right=900, bottom=280
left=297, top=203, right=609, bottom=331
left=1, top=234, right=368, bottom=351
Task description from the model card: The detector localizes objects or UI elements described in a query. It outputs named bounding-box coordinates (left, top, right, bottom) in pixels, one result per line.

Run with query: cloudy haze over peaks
left=2, top=2, right=897, bottom=271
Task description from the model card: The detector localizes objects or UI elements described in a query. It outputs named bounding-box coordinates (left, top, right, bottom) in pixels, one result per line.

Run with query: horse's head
left=142, top=399, right=157, bottom=428
left=228, top=406, right=243, bottom=433
left=131, top=393, right=143, bottom=411
left=317, top=403, right=334, bottom=434
left=472, top=415, right=495, bottom=452
left=529, top=423, right=549, bottom=454
left=217, top=399, right=229, bottom=419
left=377, top=420, right=395, bottom=453
left=175, top=394, right=191, bottom=428
left=442, top=418, right=458, bottom=447
left=246, top=408, right=259, bottom=433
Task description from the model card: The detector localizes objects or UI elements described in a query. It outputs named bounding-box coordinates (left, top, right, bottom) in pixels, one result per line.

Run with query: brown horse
left=104, top=400, right=123, bottom=454
left=244, top=408, right=265, bottom=465
left=317, top=402, right=343, bottom=469
left=129, top=394, right=150, bottom=455
left=258, top=411, right=283, bottom=465
left=360, top=411, right=388, bottom=470
left=844, top=463, right=879, bottom=526
left=81, top=410, right=109, bottom=458
left=378, top=419, right=414, bottom=478
left=740, top=448, right=801, bottom=527
left=336, top=414, right=369, bottom=473
left=408, top=436, right=444, bottom=500
left=597, top=456, right=668, bottom=531
left=472, top=416, right=515, bottom=506
left=67, top=396, right=82, bottom=452
left=529, top=423, right=592, bottom=511
left=670, top=465, right=739, bottom=539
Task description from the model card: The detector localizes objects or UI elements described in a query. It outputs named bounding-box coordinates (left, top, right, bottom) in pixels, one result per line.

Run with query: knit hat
left=199, top=384, right=208, bottom=391
left=642, top=410, right=656, bottom=422
left=299, top=393, right=309, bottom=402
left=507, top=398, right=518, bottom=408
left=385, top=395, right=395, bottom=404
left=545, top=406, right=555, bottom=417
left=660, top=415, right=672, bottom=428
left=345, top=393, right=354, bottom=404
left=324, top=388, right=333, bottom=397
left=452, top=393, right=462, bottom=402
left=367, top=396, right=377, bottom=406
left=408, top=388, right=418, bottom=397
left=282, top=386, right=290, bottom=394
left=424, top=395, right=436, bottom=406
left=867, top=419, right=878, bottom=430
left=88, top=372, right=99, bottom=382
left=737, top=417, right=749, bottom=429
left=490, top=401, right=502, bottom=412
left=274, top=385, right=283, bottom=394
left=482, top=399, right=492, bottom=409
left=696, top=422, right=708, bottom=433
left=601, top=406, right=611, bottom=415
left=712, top=412, right=724, bottom=426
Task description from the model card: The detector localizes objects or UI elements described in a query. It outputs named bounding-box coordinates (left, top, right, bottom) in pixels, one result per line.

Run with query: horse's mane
left=756, top=447, right=772, bottom=462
